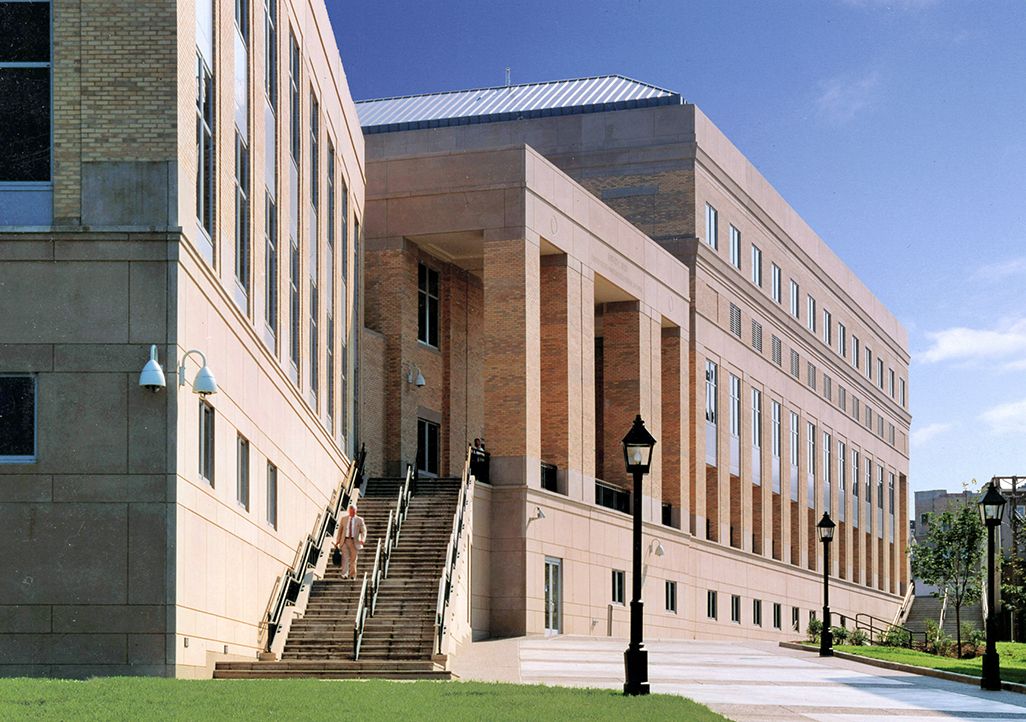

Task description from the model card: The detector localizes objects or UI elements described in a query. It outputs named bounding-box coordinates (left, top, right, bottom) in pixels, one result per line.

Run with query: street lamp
left=621, top=414, right=656, bottom=696
left=979, top=481, right=1007, bottom=691
left=817, top=512, right=836, bottom=657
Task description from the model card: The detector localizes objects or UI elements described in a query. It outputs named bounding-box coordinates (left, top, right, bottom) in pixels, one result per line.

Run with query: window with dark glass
left=289, top=234, right=300, bottom=370
left=237, top=434, right=250, bottom=510
left=199, top=401, right=215, bottom=485
left=196, top=55, right=215, bottom=239
left=235, top=0, right=248, bottom=41
left=266, top=462, right=277, bottom=529
left=417, top=418, right=439, bottom=476
left=0, top=2, right=51, bottom=183
left=0, top=376, right=35, bottom=461
left=235, top=132, right=249, bottom=292
left=288, top=33, right=299, bottom=164
left=612, top=570, right=625, bottom=605
left=418, top=264, right=440, bottom=347
left=264, top=0, right=275, bottom=102
left=665, top=581, right=677, bottom=613
left=707, top=590, right=718, bottom=619
left=265, top=194, right=277, bottom=334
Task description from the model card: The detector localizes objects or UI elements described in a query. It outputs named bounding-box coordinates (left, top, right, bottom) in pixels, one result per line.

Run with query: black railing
left=854, top=612, right=921, bottom=648
left=435, top=445, right=474, bottom=655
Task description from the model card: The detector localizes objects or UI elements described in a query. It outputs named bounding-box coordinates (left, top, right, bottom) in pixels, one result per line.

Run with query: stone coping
left=779, top=640, right=1026, bottom=695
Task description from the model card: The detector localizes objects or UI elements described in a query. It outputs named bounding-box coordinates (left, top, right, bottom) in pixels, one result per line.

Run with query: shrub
left=925, top=619, right=954, bottom=656
left=807, top=617, right=823, bottom=644
left=880, top=626, right=912, bottom=648
left=961, top=621, right=985, bottom=648
left=848, top=628, right=869, bottom=646
left=830, top=625, right=848, bottom=644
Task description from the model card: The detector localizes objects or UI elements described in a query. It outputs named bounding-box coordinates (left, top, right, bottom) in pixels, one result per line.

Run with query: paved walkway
left=451, top=636, right=1026, bottom=721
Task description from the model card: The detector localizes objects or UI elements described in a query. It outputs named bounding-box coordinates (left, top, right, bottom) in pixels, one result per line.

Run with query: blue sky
left=327, top=0, right=1026, bottom=497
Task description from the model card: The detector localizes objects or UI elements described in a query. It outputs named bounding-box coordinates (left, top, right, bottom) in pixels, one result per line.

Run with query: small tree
left=908, top=501, right=985, bottom=658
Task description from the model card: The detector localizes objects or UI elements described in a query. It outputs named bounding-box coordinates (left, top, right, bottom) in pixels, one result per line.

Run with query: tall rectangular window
left=877, top=358, right=884, bottom=389
left=771, top=263, right=781, bottom=303
left=417, top=418, right=440, bottom=476
left=751, top=245, right=762, bottom=286
left=705, top=204, right=718, bottom=250
left=790, top=349, right=799, bottom=378
left=265, top=194, right=277, bottom=335
left=612, top=570, right=625, bottom=605
left=264, top=0, right=275, bottom=102
left=753, top=599, right=762, bottom=627
left=340, top=180, right=349, bottom=281
left=289, top=234, right=300, bottom=371
left=729, top=374, right=741, bottom=439
left=888, top=369, right=895, bottom=398
left=308, top=96, right=319, bottom=397
left=288, top=33, right=300, bottom=164
left=838, top=324, right=846, bottom=358
left=900, top=378, right=906, bottom=407
left=807, top=296, right=816, bottom=332
left=823, top=310, right=831, bottom=345
left=309, top=93, right=318, bottom=208
left=266, top=462, right=278, bottom=529
left=772, top=335, right=781, bottom=366
left=771, top=400, right=781, bottom=459
left=665, top=581, right=677, bottom=613
left=707, top=590, right=717, bottom=619
left=235, top=0, right=248, bottom=40
left=889, top=472, right=895, bottom=514
left=705, top=360, right=717, bottom=424
left=773, top=603, right=782, bottom=629
left=789, top=411, right=800, bottom=468
left=199, top=401, right=215, bottom=485
left=751, top=320, right=762, bottom=352
left=852, top=396, right=860, bottom=421
left=838, top=441, right=846, bottom=521
left=853, top=336, right=860, bottom=369
left=823, top=432, right=832, bottom=510
left=418, top=264, right=440, bottom=347
left=0, top=375, right=36, bottom=462
left=866, top=348, right=873, bottom=379
left=0, top=1, right=51, bottom=185
left=751, top=388, right=762, bottom=450
left=729, top=225, right=741, bottom=269
left=326, top=143, right=335, bottom=423
left=234, top=132, right=249, bottom=293
left=729, top=303, right=741, bottom=337
left=731, top=594, right=741, bottom=623
left=196, top=55, right=215, bottom=242
left=790, top=281, right=800, bottom=318
left=236, top=434, right=250, bottom=511
left=807, top=423, right=816, bottom=479
left=807, top=362, right=816, bottom=390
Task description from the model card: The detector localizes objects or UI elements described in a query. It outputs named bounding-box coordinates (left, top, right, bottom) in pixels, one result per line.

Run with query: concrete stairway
left=214, top=477, right=462, bottom=679
left=905, top=595, right=984, bottom=640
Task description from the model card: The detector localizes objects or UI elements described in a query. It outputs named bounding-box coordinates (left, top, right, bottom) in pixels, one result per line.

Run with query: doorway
left=544, top=557, right=562, bottom=634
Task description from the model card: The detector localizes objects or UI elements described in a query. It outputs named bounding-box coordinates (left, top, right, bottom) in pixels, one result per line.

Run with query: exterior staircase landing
left=214, top=477, right=462, bottom=679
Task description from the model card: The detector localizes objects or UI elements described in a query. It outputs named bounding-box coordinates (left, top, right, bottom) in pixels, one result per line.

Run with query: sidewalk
left=451, top=635, right=1026, bottom=721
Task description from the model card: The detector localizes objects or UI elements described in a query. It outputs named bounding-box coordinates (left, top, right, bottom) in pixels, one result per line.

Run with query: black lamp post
left=622, top=414, right=657, bottom=696
left=817, top=512, right=836, bottom=657
left=979, top=481, right=1007, bottom=691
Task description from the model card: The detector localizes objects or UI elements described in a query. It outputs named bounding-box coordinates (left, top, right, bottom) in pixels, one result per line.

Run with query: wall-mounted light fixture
left=650, top=539, right=665, bottom=556
left=179, top=349, right=217, bottom=397
left=407, top=366, right=426, bottom=387
left=139, top=345, right=166, bottom=392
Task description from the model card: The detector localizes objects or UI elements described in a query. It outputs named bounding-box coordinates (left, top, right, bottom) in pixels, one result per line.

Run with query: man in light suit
left=336, top=504, right=366, bottom=579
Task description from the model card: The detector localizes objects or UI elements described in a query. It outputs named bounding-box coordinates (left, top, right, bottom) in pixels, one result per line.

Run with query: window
left=753, top=599, right=762, bottom=627
left=790, top=281, right=800, bottom=318
left=823, top=375, right=831, bottom=401
left=751, top=389, right=762, bottom=450
left=772, top=335, right=781, bottom=366
left=665, top=581, right=677, bottom=613
left=705, top=360, right=717, bottom=424
left=751, top=320, right=762, bottom=352
left=729, top=374, right=741, bottom=439
left=921, top=512, right=929, bottom=528
left=235, top=0, right=248, bottom=40
left=310, top=93, right=319, bottom=208
left=234, top=132, right=249, bottom=293
left=889, top=423, right=895, bottom=446
left=199, top=400, right=215, bottom=485
left=288, top=33, right=300, bottom=164
left=877, top=358, right=884, bottom=389
left=264, top=0, right=275, bottom=102
left=807, top=296, right=816, bottom=332
left=838, top=442, right=846, bottom=520
left=789, top=412, right=800, bottom=468
left=612, top=570, right=625, bottom=605
left=340, top=180, right=349, bottom=281
left=878, top=467, right=884, bottom=509
left=889, top=472, right=895, bottom=514
left=807, top=423, right=816, bottom=478
left=196, top=54, right=215, bottom=243
left=771, top=400, right=781, bottom=459
left=790, top=349, right=800, bottom=378
left=289, top=231, right=300, bottom=371
left=888, top=369, right=895, bottom=398
left=838, top=324, right=846, bottom=358
left=418, top=264, right=440, bottom=347
left=865, top=348, right=873, bottom=379
left=309, top=97, right=320, bottom=397
left=823, top=432, right=832, bottom=509
left=417, top=418, right=440, bottom=476
left=878, top=414, right=884, bottom=437
left=900, top=378, right=906, bottom=407
left=326, top=144, right=335, bottom=422
left=865, top=406, right=872, bottom=430
left=729, top=303, right=741, bottom=338
left=266, top=462, right=278, bottom=529
left=773, top=603, right=782, bottom=629
left=792, top=607, right=800, bottom=631
left=0, top=375, right=36, bottom=462
left=771, top=264, right=781, bottom=303
left=595, top=482, right=631, bottom=514
left=823, top=310, right=831, bottom=345
left=265, top=195, right=277, bottom=335
left=853, top=336, right=860, bottom=369
left=751, top=245, right=762, bottom=286
left=729, top=225, right=741, bottom=269
left=707, top=590, right=718, bottom=619
left=852, top=396, right=859, bottom=421
left=807, top=362, right=816, bottom=391
left=236, top=435, right=250, bottom=510
left=838, top=386, right=846, bottom=412
left=705, top=204, right=718, bottom=249
left=731, top=594, right=741, bottom=623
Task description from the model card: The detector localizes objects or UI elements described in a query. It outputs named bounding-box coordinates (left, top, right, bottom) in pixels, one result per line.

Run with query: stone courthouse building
left=355, top=76, right=911, bottom=641
left=0, top=0, right=909, bottom=678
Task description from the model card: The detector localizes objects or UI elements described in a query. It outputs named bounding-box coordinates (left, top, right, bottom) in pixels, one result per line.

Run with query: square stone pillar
left=600, top=301, right=662, bottom=518
left=661, top=326, right=688, bottom=529
left=539, top=255, right=594, bottom=501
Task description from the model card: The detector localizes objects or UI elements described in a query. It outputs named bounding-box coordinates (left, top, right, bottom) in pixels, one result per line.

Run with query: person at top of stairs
left=335, top=503, right=366, bottom=580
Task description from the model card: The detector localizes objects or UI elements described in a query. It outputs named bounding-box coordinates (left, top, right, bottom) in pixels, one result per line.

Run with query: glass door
left=544, top=557, right=562, bottom=634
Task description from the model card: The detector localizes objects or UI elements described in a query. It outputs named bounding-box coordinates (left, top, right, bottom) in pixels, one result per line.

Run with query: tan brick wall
left=660, top=327, right=687, bottom=518
left=578, top=169, right=696, bottom=243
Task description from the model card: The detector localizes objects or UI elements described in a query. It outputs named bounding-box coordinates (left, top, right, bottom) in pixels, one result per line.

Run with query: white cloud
left=919, top=319, right=1026, bottom=364
left=969, top=257, right=1026, bottom=283
left=815, top=72, right=880, bottom=123
left=980, top=398, right=1026, bottom=435
left=910, top=422, right=953, bottom=446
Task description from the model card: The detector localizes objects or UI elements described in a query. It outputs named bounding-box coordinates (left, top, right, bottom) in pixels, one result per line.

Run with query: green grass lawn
left=0, top=678, right=730, bottom=722
left=830, top=642, right=1026, bottom=685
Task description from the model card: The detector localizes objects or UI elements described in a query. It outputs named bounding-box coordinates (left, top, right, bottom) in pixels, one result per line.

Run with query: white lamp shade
left=139, top=345, right=166, bottom=390
left=192, top=365, right=218, bottom=396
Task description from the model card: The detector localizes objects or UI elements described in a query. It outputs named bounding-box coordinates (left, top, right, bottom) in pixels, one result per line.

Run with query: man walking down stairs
left=214, top=476, right=462, bottom=679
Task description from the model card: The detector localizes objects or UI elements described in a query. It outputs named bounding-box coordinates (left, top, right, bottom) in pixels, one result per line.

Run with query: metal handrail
left=434, top=445, right=474, bottom=655
left=854, top=611, right=920, bottom=648
left=353, top=571, right=370, bottom=660
left=368, top=538, right=384, bottom=617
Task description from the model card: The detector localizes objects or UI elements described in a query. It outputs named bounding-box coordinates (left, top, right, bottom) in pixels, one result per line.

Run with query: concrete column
left=600, top=301, right=662, bottom=518
left=661, top=326, right=688, bottom=529
left=689, top=349, right=708, bottom=539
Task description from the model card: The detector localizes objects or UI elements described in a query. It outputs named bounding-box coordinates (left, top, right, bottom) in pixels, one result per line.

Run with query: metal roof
left=355, top=75, right=683, bottom=134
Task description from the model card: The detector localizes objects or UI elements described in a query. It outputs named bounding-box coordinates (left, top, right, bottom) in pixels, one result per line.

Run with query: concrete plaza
left=451, top=635, right=1026, bottom=721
